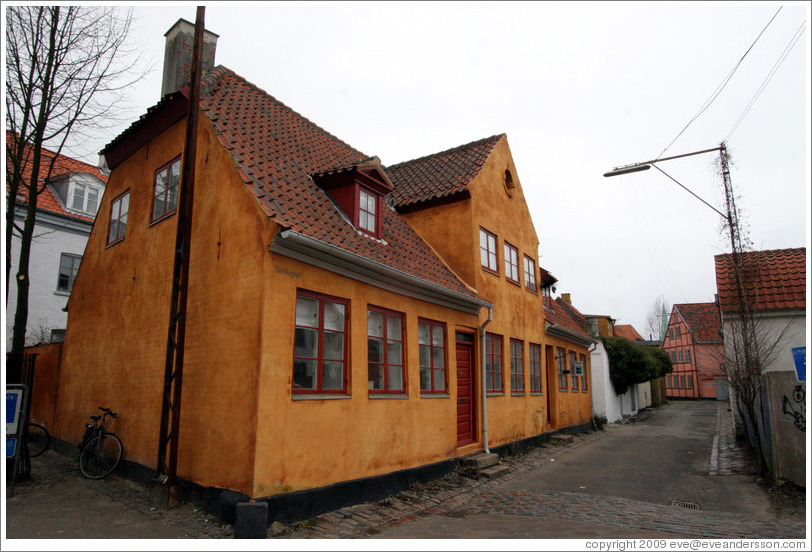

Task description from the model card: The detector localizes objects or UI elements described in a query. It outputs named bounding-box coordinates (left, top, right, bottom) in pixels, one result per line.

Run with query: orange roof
left=6, top=131, right=108, bottom=222
left=614, top=324, right=644, bottom=341
left=544, top=297, right=593, bottom=342
left=386, top=135, right=503, bottom=211
left=715, top=248, right=806, bottom=312
left=673, top=303, right=722, bottom=344
left=102, top=66, right=480, bottom=302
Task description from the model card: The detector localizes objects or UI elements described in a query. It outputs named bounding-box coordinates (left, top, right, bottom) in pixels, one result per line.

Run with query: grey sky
left=69, top=2, right=811, bottom=336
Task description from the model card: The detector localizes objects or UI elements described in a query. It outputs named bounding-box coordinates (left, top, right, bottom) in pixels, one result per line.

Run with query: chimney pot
left=561, top=293, right=571, bottom=305
left=161, top=18, right=219, bottom=99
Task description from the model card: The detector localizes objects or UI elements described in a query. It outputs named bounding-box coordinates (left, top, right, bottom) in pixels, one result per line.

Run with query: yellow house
left=45, top=20, right=593, bottom=523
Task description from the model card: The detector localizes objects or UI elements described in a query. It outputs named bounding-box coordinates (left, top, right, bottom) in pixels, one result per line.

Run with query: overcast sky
left=69, top=1, right=810, bottom=337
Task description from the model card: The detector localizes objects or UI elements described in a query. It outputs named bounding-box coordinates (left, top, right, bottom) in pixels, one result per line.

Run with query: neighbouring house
left=715, top=247, right=806, bottom=487
left=662, top=303, right=725, bottom=400
left=6, top=131, right=108, bottom=349
left=614, top=324, right=643, bottom=342
left=32, top=19, right=593, bottom=519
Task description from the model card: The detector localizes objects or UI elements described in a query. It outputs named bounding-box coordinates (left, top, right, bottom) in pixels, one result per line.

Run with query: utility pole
left=151, top=5, right=205, bottom=509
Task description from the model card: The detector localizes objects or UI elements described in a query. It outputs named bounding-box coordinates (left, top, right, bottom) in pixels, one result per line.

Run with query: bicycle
left=26, top=422, right=51, bottom=458
left=78, top=407, right=123, bottom=479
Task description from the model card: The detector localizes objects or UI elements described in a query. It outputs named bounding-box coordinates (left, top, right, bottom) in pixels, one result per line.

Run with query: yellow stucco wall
left=400, top=135, right=592, bottom=448
left=543, top=334, right=593, bottom=428
left=252, top=251, right=480, bottom=496
left=55, top=115, right=267, bottom=494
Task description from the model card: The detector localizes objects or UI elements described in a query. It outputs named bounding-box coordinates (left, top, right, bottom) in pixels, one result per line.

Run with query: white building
left=6, top=137, right=107, bottom=349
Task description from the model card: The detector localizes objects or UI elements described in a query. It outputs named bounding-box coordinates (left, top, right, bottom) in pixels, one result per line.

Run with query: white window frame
left=69, top=182, right=101, bottom=215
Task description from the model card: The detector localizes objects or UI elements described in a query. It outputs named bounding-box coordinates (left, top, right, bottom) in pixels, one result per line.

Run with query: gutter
left=271, top=229, right=492, bottom=315
left=545, top=323, right=597, bottom=348
left=480, top=306, right=493, bottom=453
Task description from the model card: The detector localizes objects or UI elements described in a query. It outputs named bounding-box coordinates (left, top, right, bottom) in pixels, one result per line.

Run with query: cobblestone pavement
left=282, top=404, right=805, bottom=539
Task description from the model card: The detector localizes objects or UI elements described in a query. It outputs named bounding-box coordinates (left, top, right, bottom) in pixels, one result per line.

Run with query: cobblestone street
left=5, top=401, right=806, bottom=541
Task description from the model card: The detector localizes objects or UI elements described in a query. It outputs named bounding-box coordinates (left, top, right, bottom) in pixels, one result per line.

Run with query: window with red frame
left=569, top=351, right=579, bottom=391
left=529, top=343, right=542, bottom=393
left=524, top=255, right=537, bottom=292
left=152, top=157, right=181, bottom=222
left=579, top=353, right=588, bottom=392
left=359, top=188, right=377, bottom=235
left=504, top=242, right=519, bottom=284
left=107, top=190, right=129, bottom=245
left=368, top=307, right=405, bottom=393
left=557, top=347, right=568, bottom=391
left=485, top=333, right=503, bottom=392
left=510, top=339, right=524, bottom=394
left=479, top=228, right=498, bottom=272
left=293, top=291, right=348, bottom=393
left=419, top=319, right=446, bottom=393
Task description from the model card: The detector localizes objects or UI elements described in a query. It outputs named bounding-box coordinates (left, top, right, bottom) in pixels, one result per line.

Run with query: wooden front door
left=456, top=332, right=476, bottom=446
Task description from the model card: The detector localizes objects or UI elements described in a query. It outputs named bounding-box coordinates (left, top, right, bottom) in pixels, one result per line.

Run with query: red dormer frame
left=312, top=159, right=393, bottom=239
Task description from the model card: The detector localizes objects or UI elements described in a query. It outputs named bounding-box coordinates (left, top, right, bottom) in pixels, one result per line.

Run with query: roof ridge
left=386, top=133, right=504, bottom=171
left=204, top=65, right=367, bottom=163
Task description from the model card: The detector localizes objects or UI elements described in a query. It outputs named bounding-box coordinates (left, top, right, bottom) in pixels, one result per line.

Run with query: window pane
left=322, top=361, right=343, bottom=389
left=432, top=347, right=444, bottom=369
left=388, top=341, right=402, bottom=365
left=388, top=365, right=404, bottom=391
left=368, top=364, right=384, bottom=390
left=87, top=188, right=99, bottom=214
left=295, top=296, right=319, bottom=327
left=368, top=338, right=383, bottom=363
left=72, top=184, right=85, bottom=211
left=419, top=344, right=430, bottom=367
left=432, top=326, right=443, bottom=346
left=324, top=302, right=345, bottom=331
left=433, top=369, right=445, bottom=391
left=169, top=159, right=181, bottom=188
left=119, top=193, right=129, bottom=237
left=420, top=367, right=431, bottom=390
left=368, top=310, right=384, bottom=338
left=480, top=229, right=487, bottom=249
left=323, top=331, right=344, bottom=360
left=294, top=327, right=318, bottom=358
left=488, top=251, right=497, bottom=270
left=167, top=178, right=179, bottom=212
left=293, top=359, right=317, bottom=389
left=418, top=322, right=430, bottom=345
left=386, top=316, right=402, bottom=340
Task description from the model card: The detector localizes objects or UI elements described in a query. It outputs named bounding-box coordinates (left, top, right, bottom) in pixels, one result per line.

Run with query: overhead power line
left=656, top=6, right=783, bottom=159
left=726, top=21, right=807, bottom=141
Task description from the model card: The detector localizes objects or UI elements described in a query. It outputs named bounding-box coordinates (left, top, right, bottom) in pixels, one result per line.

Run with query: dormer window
left=359, top=188, right=377, bottom=234
left=312, top=158, right=393, bottom=240
left=69, top=183, right=100, bottom=215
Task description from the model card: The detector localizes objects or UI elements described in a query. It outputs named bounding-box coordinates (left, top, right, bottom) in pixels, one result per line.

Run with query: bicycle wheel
left=27, top=422, right=51, bottom=458
left=79, top=433, right=123, bottom=479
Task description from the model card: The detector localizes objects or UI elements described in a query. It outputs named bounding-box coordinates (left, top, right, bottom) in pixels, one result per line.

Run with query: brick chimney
left=161, top=18, right=219, bottom=98
left=561, top=293, right=572, bottom=305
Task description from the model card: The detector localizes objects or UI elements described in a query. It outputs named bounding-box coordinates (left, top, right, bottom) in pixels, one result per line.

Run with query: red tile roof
left=6, top=131, right=108, bottom=222
left=386, top=134, right=503, bottom=210
left=614, top=324, right=644, bottom=341
left=545, top=297, right=593, bottom=342
left=673, top=303, right=722, bottom=344
left=193, top=67, right=480, bottom=300
left=715, top=248, right=806, bottom=312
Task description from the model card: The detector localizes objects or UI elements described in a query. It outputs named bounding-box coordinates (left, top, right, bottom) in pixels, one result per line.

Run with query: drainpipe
left=480, top=306, right=493, bottom=453
left=588, top=342, right=597, bottom=431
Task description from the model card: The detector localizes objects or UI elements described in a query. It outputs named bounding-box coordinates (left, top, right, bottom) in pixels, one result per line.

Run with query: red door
left=456, top=333, right=475, bottom=446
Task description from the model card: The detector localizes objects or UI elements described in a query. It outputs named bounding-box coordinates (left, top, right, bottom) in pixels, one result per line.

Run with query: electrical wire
left=726, top=21, right=806, bottom=141
left=656, top=6, right=783, bottom=159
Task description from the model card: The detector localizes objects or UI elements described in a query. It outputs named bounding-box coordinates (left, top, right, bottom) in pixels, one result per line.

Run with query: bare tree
left=645, top=295, right=670, bottom=341
left=5, top=6, right=143, bottom=359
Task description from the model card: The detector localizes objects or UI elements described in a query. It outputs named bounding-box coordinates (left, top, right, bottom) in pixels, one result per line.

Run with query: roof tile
left=715, top=248, right=806, bottom=312
left=197, top=67, right=479, bottom=300
left=386, top=134, right=503, bottom=209
left=674, top=303, right=722, bottom=344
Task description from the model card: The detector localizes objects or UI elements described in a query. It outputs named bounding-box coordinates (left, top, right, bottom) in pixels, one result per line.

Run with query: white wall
left=6, top=209, right=92, bottom=350
left=721, top=310, right=806, bottom=375
left=589, top=342, right=623, bottom=423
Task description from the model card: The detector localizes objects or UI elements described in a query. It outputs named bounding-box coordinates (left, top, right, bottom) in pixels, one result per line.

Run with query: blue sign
left=6, top=389, right=23, bottom=434
left=7, top=437, right=18, bottom=458
left=792, top=347, right=806, bottom=382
